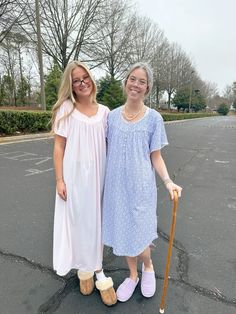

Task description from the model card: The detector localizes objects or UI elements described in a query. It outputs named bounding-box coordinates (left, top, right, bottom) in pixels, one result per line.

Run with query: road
left=0, top=115, right=235, bottom=314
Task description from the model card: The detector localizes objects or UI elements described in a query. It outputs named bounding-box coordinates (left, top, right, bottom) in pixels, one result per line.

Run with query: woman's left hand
left=165, top=181, right=182, bottom=200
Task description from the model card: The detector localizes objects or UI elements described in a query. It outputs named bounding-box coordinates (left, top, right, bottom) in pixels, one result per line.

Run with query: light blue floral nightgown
left=102, top=106, right=168, bottom=256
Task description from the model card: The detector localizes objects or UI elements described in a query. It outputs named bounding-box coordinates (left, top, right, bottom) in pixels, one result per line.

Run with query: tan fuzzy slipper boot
left=95, top=277, right=117, bottom=306
left=77, top=271, right=94, bottom=295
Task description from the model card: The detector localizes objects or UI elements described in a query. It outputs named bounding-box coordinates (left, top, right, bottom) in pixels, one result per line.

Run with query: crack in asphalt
left=157, top=229, right=236, bottom=309
left=1, top=147, right=235, bottom=312
left=157, top=228, right=189, bottom=282
left=0, top=248, right=62, bottom=282
left=38, top=275, right=77, bottom=314
left=1, top=236, right=236, bottom=314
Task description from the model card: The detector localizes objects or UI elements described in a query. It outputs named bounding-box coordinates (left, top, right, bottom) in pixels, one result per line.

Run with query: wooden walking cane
left=159, top=190, right=179, bottom=313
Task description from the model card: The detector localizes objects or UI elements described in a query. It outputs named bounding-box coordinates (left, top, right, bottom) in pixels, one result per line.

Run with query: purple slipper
left=141, top=263, right=156, bottom=298
left=116, top=278, right=139, bottom=302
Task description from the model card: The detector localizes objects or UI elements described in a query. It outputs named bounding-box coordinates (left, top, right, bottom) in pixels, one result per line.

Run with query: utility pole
left=35, top=0, right=46, bottom=110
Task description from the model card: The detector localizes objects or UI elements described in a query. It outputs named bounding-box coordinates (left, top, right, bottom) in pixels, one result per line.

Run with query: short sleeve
left=150, top=115, right=168, bottom=153
left=53, top=101, right=72, bottom=138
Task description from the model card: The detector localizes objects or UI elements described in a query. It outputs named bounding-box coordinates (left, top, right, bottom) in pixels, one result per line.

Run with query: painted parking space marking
left=0, top=150, right=53, bottom=176
left=25, top=168, right=54, bottom=176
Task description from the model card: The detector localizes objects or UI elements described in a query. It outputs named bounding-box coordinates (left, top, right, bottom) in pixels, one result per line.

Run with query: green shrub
left=160, top=112, right=215, bottom=121
left=0, top=110, right=51, bottom=135
left=216, top=103, right=229, bottom=116
left=0, top=109, right=216, bottom=136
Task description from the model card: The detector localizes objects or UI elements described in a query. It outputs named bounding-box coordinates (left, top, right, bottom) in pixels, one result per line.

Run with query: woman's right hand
left=165, top=181, right=182, bottom=200
left=56, top=179, right=67, bottom=201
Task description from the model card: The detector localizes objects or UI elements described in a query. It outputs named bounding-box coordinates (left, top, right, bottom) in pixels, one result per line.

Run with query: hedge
left=161, top=112, right=216, bottom=121
left=0, top=109, right=216, bottom=136
left=0, top=110, right=51, bottom=135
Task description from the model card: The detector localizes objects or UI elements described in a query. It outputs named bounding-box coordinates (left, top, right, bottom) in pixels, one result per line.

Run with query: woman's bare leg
left=126, top=256, right=138, bottom=280
left=138, top=246, right=153, bottom=271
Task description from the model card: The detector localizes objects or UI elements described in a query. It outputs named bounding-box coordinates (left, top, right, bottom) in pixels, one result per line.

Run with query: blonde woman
left=102, top=62, right=182, bottom=302
left=51, top=60, right=116, bottom=306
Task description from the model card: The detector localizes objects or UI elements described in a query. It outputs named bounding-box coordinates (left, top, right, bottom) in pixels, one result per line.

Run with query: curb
left=0, top=132, right=53, bottom=145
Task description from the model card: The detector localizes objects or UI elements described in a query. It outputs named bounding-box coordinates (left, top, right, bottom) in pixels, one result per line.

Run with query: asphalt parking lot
left=0, top=115, right=236, bottom=314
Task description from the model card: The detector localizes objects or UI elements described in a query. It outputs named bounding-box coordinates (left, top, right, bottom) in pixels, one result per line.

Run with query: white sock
left=95, top=269, right=107, bottom=281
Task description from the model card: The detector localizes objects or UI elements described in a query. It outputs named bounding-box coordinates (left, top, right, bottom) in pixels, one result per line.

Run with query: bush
left=0, top=110, right=51, bottom=135
left=0, top=109, right=216, bottom=136
left=160, top=112, right=215, bottom=121
left=217, top=103, right=229, bottom=116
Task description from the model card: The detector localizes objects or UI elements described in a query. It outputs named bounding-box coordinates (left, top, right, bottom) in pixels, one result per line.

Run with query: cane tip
left=159, top=309, right=165, bottom=313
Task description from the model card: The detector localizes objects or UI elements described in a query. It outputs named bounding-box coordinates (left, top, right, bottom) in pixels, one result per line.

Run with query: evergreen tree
left=45, top=63, right=62, bottom=110
left=232, top=82, right=236, bottom=110
left=191, top=91, right=206, bottom=112
left=0, top=74, right=15, bottom=106
left=173, top=88, right=206, bottom=112
left=172, top=88, right=190, bottom=112
left=97, top=76, right=125, bottom=110
left=233, top=99, right=236, bottom=110
left=16, top=77, right=30, bottom=106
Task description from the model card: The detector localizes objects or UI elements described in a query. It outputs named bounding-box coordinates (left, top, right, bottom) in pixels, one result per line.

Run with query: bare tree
left=232, top=81, right=236, bottom=100
left=23, top=0, right=106, bottom=70
left=160, top=43, right=196, bottom=109
left=222, top=84, right=232, bottom=100
left=210, top=94, right=230, bottom=110
left=5, top=0, right=216, bottom=111
left=0, top=24, right=36, bottom=106
left=83, top=0, right=136, bottom=78
left=150, top=34, right=170, bottom=107
left=0, top=37, right=18, bottom=105
left=175, top=54, right=194, bottom=91
left=128, top=16, right=161, bottom=64
left=162, top=43, right=182, bottom=109
left=0, top=0, right=28, bottom=44
left=204, top=82, right=218, bottom=109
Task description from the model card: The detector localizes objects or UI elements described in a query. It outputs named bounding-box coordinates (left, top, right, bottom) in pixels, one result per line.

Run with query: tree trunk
left=167, top=91, right=172, bottom=110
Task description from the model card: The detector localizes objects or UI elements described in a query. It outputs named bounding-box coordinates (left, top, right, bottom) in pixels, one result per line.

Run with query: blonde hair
left=123, top=62, right=153, bottom=98
left=51, top=60, right=97, bottom=131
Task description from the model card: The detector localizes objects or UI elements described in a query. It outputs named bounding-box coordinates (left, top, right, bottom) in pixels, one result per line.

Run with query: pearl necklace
left=122, top=103, right=144, bottom=121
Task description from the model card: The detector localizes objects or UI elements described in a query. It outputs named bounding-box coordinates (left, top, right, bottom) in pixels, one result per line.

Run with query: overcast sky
left=136, top=0, right=236, bottom=94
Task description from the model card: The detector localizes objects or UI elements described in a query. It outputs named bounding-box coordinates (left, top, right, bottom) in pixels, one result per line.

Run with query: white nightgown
left=53, top=100, right=109, bottom=276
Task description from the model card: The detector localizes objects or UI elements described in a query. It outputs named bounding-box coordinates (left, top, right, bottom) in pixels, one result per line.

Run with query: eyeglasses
left=128, top=76, right=147, bottom=86
left=72, top=75, right=91, bottom=87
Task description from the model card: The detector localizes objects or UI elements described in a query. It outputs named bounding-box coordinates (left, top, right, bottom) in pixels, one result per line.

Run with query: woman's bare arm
left=151, top=150, right=182, bottom=199
left=53, top=135, right=67, bottom=201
